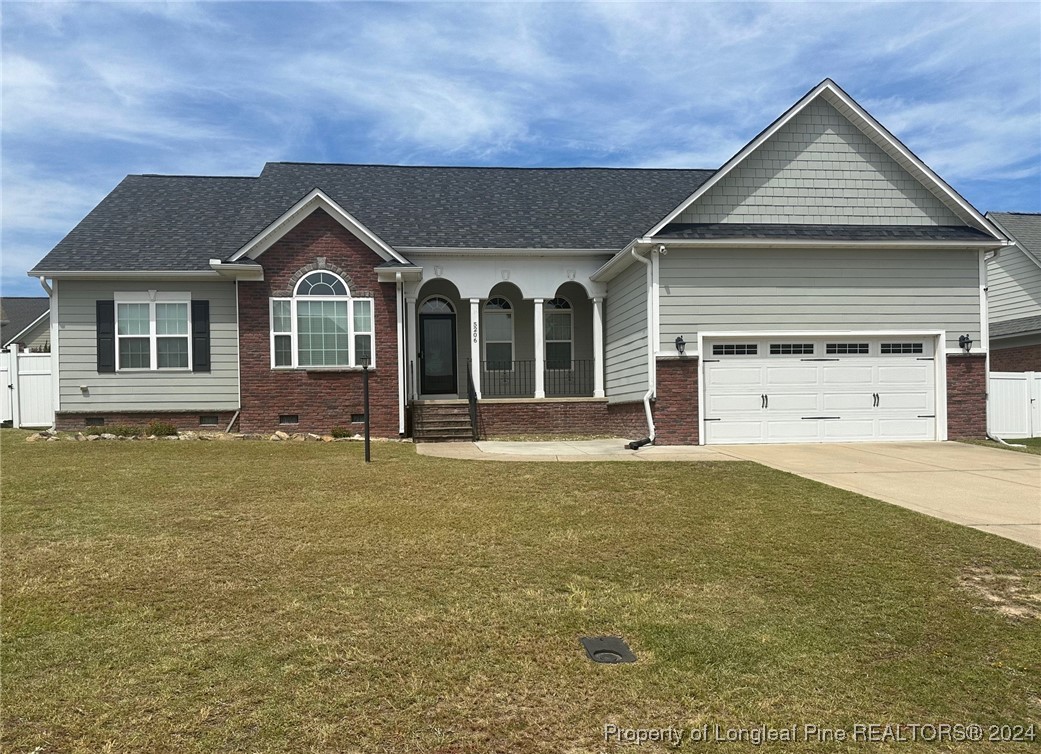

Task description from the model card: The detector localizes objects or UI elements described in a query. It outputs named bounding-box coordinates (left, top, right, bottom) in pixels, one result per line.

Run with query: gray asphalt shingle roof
left=31, top=164, right=716, bottom=273
left=1, top=297, right=49, bottom=346
left=656, top=223, right=995, bottom=242
left=988, top=212, right=1041, bottom=267
left=991, top=315, right=1041, bottom=339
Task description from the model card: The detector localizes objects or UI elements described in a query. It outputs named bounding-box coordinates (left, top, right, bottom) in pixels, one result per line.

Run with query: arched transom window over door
left=544, top=297, right=573, bottom=370
left=269, top=271, right=374, bottom=368
left=484, top=297, right=513, bottom=371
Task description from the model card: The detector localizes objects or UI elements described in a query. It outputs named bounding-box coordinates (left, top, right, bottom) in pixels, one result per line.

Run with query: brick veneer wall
left=238, top=209, right=400, bottom=436
left=56, top=411, right=238, bottom=432
left=990, top=343, right=1041, bottom=372
left=653, top=357, right=699, bottom=445
left=946, top=354, right=987, bottom=439
left=476, top=400, right=647, bottom=439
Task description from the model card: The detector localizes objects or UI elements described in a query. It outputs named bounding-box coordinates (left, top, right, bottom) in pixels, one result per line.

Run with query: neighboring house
left=984, top=212, right=1041, bottom=372
left=1, top=297, right=50, bottom=351
left=29, top=79, right=1008, bottom=444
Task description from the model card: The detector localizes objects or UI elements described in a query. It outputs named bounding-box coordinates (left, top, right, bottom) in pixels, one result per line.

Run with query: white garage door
left=703, top=336, right=938, bottom=444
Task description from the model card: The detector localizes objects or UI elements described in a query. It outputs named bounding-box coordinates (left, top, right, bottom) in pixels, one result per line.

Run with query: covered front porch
left=405, top=278, right=605, bottom=401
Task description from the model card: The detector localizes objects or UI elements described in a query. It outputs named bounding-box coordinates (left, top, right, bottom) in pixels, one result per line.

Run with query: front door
left=419, top=314, right=457, bottom=394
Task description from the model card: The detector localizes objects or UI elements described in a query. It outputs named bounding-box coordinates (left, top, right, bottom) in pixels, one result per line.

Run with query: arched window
left=483, top=297, right=513, bottom=370
left=544, top=297, right=572, bottom=370
left=270, top=271, right=374, bottom=368
left=419, top=296, right=454, bottom=314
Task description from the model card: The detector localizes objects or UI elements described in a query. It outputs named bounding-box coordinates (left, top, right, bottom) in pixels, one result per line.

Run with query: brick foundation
left=476, top=399, right=647, bottom=439
left=56, top=411, right=239, bottom=432
left=237, top=210, right=400, bottom=437
left=990, top=343, right=1041, bottom=372
left=652, top=357, right=699, bottom=445
left=946, top=354, right=987, bottom=439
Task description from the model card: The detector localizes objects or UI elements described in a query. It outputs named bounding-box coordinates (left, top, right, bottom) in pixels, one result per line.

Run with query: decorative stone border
left=23, top=429, right=401, bottom=443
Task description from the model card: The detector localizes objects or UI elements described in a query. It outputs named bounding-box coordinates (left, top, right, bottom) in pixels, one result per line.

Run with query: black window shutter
left=96, top=300, right=115, bottom=373
left=192, top=300, right=211, bottom=373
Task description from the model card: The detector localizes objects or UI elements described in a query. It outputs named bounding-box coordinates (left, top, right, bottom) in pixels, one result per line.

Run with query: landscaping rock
left=86, top=434, right=101, bottom=441
left=75, top=433, right=86, bottom=441
left=290, top=433, right=306, bottom=442
left=306, top=433, right=322, bottom=441
left=99, top=433, right=117, bottom=440
left=25, top=433, right=43, bottom=443
left=321, top=435, right=335, bottom=442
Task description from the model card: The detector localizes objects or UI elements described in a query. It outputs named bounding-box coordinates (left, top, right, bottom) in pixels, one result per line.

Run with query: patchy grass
left=2, top=429, right=1040, bottom=753
left=961, top=437, right=1041, bottom=456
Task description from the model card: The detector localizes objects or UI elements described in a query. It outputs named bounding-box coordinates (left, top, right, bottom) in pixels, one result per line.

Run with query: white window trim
left=544, top=297, right=574, bottom=371
left=483, top=297, right=514, bottom=372
left=269, top=275, right=375, bottom=369
left=114, top=291, right=192, bottom=372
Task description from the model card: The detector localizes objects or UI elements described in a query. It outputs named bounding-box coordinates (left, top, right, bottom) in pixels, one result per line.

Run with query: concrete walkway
left=418, top=439, right=1041, bottom=549
left=416, top=438, right=736, bottom=462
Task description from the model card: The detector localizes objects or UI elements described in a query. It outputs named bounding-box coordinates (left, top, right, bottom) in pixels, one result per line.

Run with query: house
left=28, top=79, right=1008, bottom=444
left=1, top=297, right=50, bottom=351
left=984, top=212, right=1041, bottom=372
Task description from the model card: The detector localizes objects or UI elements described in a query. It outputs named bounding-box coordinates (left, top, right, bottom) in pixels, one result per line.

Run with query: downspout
left=627, top=247, right=656, bottom=448
left=395, top=272, right=406, bottom=437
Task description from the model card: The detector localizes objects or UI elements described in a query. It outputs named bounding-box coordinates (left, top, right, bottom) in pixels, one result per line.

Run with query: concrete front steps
left=412, top=401, right=475, bottom=442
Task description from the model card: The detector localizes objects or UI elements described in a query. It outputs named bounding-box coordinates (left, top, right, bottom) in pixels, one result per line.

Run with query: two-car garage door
left=702, top=336, right=938, bottom=444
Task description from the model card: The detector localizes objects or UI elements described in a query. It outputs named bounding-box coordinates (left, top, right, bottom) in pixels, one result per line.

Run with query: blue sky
left=3, top=1, right=1040, bottom=296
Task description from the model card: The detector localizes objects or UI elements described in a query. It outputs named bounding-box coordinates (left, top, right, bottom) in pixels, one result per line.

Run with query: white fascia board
left=2, top=310, right=49, bottom=348
left=985, top=215, right=1041, bottom=269
left=589, top=239, right=643, bottom=282
left=229, top=188, right=409, bottom=264
left=646, top=79, right=1005, bottom=241
left=399, top=247, right=616, bottom=257
left=29, top=270, right=228, bottom=280
left=652, top=238, right=1006, bottom=251
left=208, top=260, right=266, bottom=280
left=375, top=266, right=423, bottom=283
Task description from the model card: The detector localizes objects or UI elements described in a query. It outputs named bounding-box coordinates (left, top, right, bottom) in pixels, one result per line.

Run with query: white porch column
left=469, top=298, right=482, bottom=399
left=592, top=296, right=605, bottom=398
left=405, top=296, right=418, bottom=398
left=533, top=298, right=545, bottom=399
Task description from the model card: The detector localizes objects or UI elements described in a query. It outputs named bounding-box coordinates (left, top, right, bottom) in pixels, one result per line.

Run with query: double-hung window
left=115, top=293, right=191, bottom=370
left=483, top=297, right=513, bottom=371
left=270, top=271, right=374, bottom=368
left=544, top=297, right=573, bottom=370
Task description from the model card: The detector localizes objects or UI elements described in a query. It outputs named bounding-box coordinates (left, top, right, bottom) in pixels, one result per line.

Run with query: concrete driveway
left=720, top=442, right=1041, bottom=549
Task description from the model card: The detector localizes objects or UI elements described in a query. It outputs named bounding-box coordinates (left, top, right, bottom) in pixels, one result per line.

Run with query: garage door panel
left=821, top=365, right=874, bottom=384
left=765, top=420, right=820, bottom=441
left=877, top=418, right=935, bottom=439
left=765, top=365, right=821, bottom=386
left=822, top=392, right=874, bottom=411
left=768, top=392, right=820, bottom=411
left=705, top=393, right=764, bottom=413
left=702, top=336, right=939, bottom=445
left=878, top=365, right=932, bottom=384
left=878, top=392, right=932, bottom=410
left=705, top=366, right=762, bottom=387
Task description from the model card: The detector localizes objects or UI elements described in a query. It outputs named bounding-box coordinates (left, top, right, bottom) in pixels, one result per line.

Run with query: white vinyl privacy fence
left=1, top=345, right=54, bottom=429
left=989, top=371, right=1041, bottom=439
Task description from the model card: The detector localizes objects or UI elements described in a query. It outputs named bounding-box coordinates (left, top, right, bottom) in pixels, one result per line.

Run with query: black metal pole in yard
left=362, top=364, right=371, bottom=463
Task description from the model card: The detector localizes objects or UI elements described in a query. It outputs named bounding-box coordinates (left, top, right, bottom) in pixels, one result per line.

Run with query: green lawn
left=961, top=437, right=1041, bottom=456
left=3, top=430, right=1040, bottom=753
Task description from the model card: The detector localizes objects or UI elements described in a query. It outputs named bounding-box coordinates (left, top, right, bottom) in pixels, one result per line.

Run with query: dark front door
left=419, top=314, right=457, bottom=394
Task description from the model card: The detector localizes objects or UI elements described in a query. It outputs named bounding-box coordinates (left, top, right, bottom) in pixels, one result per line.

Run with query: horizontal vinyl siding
left=987, top=247, right=1041, bottom=323
left=57, top=280, right=239, bottom=412
left=659, top=249, right=980, bottom=352
left=604, top=261, right=648, bottom=403
left=678, top=99, right=961, bottom=226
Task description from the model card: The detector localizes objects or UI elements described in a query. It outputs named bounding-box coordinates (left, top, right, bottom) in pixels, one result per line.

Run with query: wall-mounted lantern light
left=675, top=335, right=686, bottom=355
left=958, top=334, right=973, bottom=353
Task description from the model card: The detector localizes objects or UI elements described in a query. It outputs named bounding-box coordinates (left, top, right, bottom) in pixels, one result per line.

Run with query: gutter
left=628, top=247, right=656, bottom=446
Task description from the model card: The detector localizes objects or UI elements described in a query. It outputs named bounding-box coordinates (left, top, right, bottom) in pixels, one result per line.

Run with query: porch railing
left=479, top=359, right=595, bottom=398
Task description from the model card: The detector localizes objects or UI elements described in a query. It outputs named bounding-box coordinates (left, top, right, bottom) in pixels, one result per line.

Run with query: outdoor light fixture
left=675, top=335, right=686, bottom=355
left=958, top=334, right=973, bottom=353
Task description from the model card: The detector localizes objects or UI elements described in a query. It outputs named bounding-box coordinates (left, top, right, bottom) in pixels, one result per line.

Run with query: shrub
left=84, top=425, right=142, bottom=437
left=146, top=420, right=178, bottom=437
left=329, top=427, right=353, bottom=439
